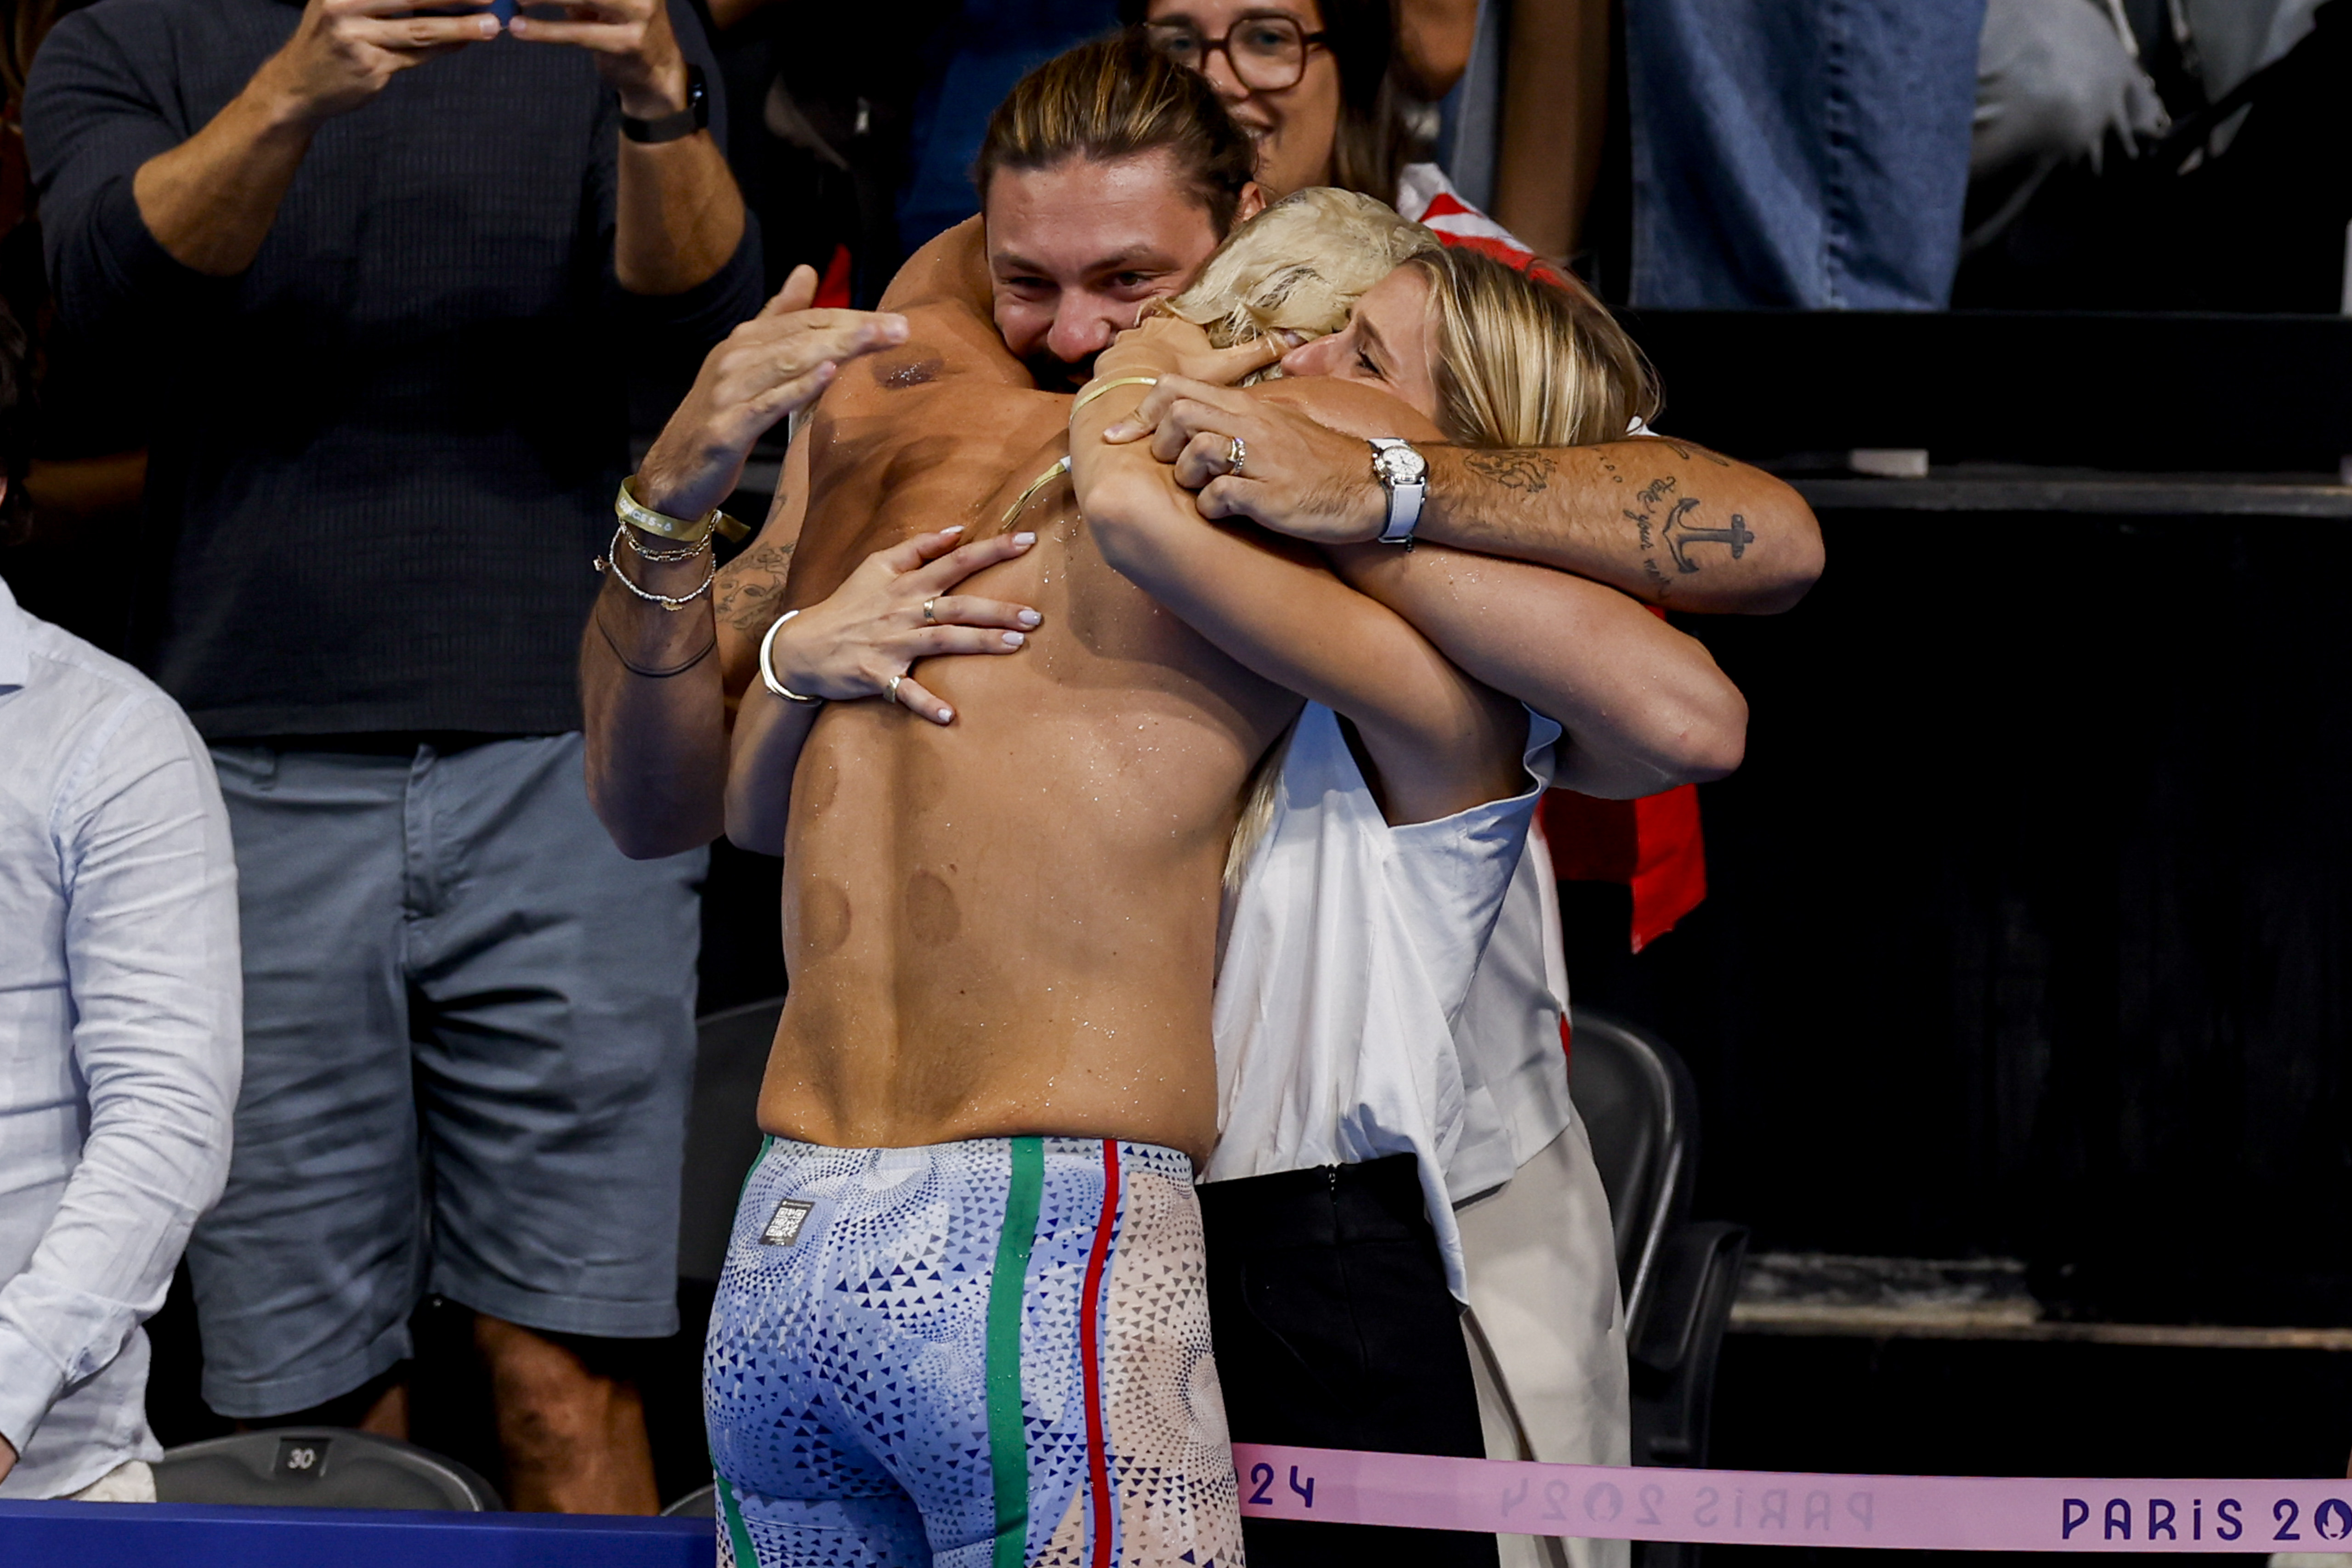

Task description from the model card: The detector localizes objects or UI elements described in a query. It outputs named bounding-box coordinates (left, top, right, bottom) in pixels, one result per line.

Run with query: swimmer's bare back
left=755, top=293, right=1298, bottom=1165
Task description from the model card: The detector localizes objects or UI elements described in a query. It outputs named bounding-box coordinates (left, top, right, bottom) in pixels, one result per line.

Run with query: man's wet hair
left=975, top=31, right=1259, bottom=238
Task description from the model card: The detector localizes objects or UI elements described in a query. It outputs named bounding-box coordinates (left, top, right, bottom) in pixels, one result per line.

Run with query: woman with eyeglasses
left=1126, top=0, right=1541, bottom=270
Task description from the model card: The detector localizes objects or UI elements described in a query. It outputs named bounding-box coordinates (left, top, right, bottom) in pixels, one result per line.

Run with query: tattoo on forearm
left=1621, top=474, right=1753, bottom=598
left=715, top=540, right=795, bottom=634
left=1462, top=450, right=1557, bottom=492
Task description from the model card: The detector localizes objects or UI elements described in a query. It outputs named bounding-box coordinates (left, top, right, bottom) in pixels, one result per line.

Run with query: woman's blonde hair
left=1188, top=216, right=1662, bottom=902
left=1402, top=245, right=1661, bottom=448
left=1158, top=186, right=1436, bottom=372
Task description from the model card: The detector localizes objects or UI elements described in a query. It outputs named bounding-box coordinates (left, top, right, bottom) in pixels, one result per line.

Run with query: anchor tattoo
left=1658, top=497, right=1754, bottom=574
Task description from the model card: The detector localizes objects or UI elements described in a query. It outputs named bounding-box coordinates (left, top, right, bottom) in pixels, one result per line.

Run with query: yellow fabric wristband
left=616, top=475, right=751, bottom=547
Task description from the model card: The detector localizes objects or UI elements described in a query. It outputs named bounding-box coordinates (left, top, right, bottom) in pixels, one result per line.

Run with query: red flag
left=1542, top=784, right=1706, bottom=954
left=815, top=244, right=854, bottom=309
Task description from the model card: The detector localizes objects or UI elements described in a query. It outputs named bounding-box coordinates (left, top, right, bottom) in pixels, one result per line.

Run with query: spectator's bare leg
left=473, top=1314, right=657, bottom=1515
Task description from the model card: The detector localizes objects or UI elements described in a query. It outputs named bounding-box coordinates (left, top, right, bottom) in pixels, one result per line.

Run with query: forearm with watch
left=610, top=37, right=745, bottom=295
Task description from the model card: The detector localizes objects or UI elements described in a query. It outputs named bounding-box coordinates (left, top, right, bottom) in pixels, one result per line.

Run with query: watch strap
left=1370, top=437, right=1427, bottom=546
left=621, top=63, right=709, bottom=145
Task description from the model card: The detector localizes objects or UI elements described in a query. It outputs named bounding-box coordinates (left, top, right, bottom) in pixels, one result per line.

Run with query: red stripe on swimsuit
left=1079, top=1138, right=1123, bottom=1568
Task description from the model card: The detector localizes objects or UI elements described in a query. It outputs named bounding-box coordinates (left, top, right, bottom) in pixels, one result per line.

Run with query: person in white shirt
left=0, top=310, right=242, bottom=1502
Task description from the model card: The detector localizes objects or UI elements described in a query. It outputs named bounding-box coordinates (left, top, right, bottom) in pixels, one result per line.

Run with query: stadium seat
left=663, top=1481, right=718, bottom=1518
left=1567, top=1010, right=1751, bottom=1501
left=153, top=1428, right=501, bottom=1511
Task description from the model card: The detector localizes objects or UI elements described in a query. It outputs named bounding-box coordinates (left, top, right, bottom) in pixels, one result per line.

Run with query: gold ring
left=1226, top=435, right=1247, bottom=476
left=885, top=673, right=905, bottom=704
left=922, top=598, right=938, bottom=623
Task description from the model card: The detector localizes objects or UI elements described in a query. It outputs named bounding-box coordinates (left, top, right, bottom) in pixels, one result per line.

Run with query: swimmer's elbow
left=1661, top=684, right=1748, bottom=785
left=1741, top=483, right=1825, bottom=615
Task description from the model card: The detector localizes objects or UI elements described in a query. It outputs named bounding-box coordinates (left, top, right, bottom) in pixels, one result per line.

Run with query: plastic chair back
left=1565, top=1009, right=1699, bottom=1334
left=664, top=1481, right=718, bottom=1517
left=153, top=1428, right=500, bottom=1511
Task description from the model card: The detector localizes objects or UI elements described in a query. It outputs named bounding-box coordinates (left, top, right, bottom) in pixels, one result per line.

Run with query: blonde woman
left=1091, top=233, right=1704, bottom=1568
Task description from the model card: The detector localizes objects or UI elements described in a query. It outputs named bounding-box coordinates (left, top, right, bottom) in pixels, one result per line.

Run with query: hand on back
left=763, top=528, right=1044, bottom=727
left=635, top=265, right=911, bottom=524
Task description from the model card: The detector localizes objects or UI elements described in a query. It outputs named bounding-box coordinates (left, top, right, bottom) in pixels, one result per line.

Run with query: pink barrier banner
left=1232, top=1444, right=2352, bottom=1551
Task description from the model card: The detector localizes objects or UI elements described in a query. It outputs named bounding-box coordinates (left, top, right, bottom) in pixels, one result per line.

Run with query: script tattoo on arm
left=715, top=540, right=794, bottom=635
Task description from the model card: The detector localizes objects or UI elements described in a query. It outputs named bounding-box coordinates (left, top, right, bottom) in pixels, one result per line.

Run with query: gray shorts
left=188, top=734, right=706, bottom=1419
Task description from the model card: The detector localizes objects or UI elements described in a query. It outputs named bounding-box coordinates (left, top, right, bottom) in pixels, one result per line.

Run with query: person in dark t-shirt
left=23, top=0, right=763, bottom=1511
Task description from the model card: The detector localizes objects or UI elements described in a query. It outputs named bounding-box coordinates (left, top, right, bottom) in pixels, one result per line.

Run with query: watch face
left=1374, top=444, right=1427, bottom=487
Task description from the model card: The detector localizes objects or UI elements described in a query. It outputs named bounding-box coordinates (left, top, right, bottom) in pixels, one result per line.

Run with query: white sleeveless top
left=1205, top=703, right=1562, bottom=1296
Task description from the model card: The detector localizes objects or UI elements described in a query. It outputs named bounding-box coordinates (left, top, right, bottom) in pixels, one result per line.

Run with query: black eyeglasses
left=1146, top=13, right=1330, bottom=93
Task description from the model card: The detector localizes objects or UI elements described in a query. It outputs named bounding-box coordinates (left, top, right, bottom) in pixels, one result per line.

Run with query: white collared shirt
left=0, top=577, right=240, bottom=1498
left=1206, top=704, right=1562, bottom=1297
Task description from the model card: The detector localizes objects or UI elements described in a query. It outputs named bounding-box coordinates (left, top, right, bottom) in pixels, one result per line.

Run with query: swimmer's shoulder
left=880, top=216, right=991, bottom=315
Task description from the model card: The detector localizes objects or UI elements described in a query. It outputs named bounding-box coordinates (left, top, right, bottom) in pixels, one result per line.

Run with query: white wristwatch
left=1368, top=437, right=1428, bottom=546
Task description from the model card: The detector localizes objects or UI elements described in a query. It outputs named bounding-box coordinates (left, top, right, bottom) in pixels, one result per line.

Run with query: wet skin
left=751, top=283, right=1448, bottom=1166
left=754, top=286, right=1291, bottom=1165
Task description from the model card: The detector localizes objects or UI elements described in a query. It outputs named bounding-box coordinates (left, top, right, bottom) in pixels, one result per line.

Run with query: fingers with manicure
left=762, top=526, right=1045, bottom=726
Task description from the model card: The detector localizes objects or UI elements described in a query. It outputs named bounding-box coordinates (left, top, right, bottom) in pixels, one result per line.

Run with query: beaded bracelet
left=595, top=523, right=715, bottom=611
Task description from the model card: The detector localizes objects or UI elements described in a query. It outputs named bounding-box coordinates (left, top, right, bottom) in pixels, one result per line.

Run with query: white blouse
left=1205, top=702, right=1562, bottom=1296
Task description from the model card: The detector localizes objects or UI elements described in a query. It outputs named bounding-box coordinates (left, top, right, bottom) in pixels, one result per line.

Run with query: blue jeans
left=1627, top=0, right=1985, bottom=308
left=189, top=734, right=705, bottom=1418
left=894, top=0, right=1115, bottom=256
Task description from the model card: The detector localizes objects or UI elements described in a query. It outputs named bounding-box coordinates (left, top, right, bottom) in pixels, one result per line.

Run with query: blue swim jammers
left=706, top=1134, right=1244, bottom=1568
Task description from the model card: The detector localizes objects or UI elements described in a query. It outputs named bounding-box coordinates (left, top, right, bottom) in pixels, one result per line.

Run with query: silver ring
left=922, top=597, right=938, bottom=623
left=1226, top=435, right=1247, bottom=476
left=885, top=673, right=905, bottom=705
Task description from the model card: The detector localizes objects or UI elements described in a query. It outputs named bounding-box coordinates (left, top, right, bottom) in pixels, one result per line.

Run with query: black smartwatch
left=621, top=63, right=709, bottom=144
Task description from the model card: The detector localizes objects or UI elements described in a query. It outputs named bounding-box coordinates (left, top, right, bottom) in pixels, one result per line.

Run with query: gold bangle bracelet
left=615, top=475, right=751, bottom=546
left=1069, top=375, right=1158, bottom=417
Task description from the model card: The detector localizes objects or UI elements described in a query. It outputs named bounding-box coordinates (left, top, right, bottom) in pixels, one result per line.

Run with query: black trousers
left=1198, top=1154, right=1499, bottom=1568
